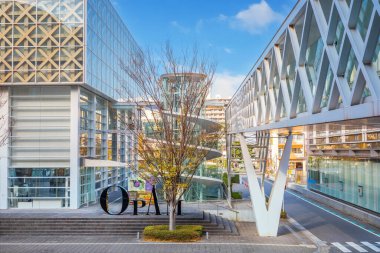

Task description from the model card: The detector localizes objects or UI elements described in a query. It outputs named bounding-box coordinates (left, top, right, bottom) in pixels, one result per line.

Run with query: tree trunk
left=168, top=201, right=176, bottom=231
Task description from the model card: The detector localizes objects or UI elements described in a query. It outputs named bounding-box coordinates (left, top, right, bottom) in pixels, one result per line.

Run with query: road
left=264, top=180, right=380, bottom=252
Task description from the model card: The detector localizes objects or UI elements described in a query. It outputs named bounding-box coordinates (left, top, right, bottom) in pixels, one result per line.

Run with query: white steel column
left=226, top=134, right=232, bottom=207
left=70, top=86, right=80, bottom=209
left=239, top=132, right=293, bottom=236
left=0, top=88, right=9, bottom=209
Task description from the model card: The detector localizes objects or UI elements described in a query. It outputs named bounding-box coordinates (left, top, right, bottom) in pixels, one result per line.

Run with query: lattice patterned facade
left=226, top=0, right=380, bottom=134
left=0, top=0, right=84, bottom=84
left=0, top=0, right=141, bottom=100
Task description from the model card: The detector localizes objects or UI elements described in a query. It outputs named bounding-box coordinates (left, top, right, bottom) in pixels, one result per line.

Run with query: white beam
left=70, top=86, right=80, bottom=209
left=83, top=159, right=127, bottom=168
left=0, top=88, right=9, bottom=209
left=239, top=133, right=293, bottom=236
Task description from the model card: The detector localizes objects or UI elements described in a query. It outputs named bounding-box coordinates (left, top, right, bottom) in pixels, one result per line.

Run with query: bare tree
left=120, top=43, right=221, bottom=230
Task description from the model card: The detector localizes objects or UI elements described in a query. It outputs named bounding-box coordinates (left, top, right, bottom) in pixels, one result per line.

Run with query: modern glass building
left=226, top=0, right=380, bottom=214
left=0, top=0, right=141, bottom=209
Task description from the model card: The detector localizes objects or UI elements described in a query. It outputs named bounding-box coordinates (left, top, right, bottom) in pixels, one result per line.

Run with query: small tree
left=120, top=43, right=221, bottom=230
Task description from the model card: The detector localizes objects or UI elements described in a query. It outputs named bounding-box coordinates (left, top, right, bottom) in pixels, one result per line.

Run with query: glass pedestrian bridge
left=225, top=0, right=380, bottom=236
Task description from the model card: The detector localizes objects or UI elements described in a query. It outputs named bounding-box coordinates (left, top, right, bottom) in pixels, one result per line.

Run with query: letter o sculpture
left=100, top=186, right=129, bottom=215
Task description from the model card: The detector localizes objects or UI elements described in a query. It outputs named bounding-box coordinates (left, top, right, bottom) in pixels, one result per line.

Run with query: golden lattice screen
left=0, top=0, right=84, bottom=83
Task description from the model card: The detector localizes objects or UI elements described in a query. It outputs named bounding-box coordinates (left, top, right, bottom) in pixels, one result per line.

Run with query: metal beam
left=239, top=132, right=293, bottom=236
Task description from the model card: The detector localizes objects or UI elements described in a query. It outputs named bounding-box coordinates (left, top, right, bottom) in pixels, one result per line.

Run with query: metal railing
left=215, top=203, right=239, bottom=221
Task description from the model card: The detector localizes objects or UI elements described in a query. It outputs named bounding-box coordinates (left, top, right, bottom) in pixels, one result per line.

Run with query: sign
left=100, top=185, right=161, bottom=215
left=128, top=178, right=146, bottom=191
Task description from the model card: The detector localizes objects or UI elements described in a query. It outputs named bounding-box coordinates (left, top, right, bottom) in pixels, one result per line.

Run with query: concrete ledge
left=287, top=183, right=380, bottom=229
left=205, top=209, right=255, bottom=222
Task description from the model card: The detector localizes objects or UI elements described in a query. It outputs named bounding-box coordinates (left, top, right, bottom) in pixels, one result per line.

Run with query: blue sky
left=112, top=0, right=298, bottom=98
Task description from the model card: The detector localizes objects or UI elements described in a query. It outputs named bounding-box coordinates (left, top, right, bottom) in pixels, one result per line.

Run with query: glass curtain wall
left=307, top=124, right=380, bottom=214
left=85, top=0, right=141, bottom=101
left=78, top=88, right=131, bottom=206
left=308, top=158, right=380, bottom=213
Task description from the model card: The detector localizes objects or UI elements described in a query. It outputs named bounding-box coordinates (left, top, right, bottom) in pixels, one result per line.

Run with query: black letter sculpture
left=146, top=185, right=161, bottom=215
left=100, top=186, right=129, bottom=215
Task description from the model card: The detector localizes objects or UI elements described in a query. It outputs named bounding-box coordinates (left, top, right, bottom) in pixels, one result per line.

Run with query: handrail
left=213, top=202, right=240, bottom=221
left=215, top=204, right=239, bottom=214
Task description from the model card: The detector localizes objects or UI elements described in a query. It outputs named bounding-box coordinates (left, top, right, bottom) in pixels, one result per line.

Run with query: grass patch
left=143, top=225, right=203, bottom=242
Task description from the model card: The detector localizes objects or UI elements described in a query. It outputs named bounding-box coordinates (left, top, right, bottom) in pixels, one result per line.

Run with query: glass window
left=305, top=13, right=323, bottom=96
left=372, top=35, right=380, bottom=79
left=333, top=18, right=344, bottom=54
left=320, top=1, right=333, bottom=23
left=8, top=168, right=70, bottom=208
left=344, top=47, right=358, bottom=90
left=308, top=158, right=380, bottom=213
left=294, top=13, right=305, bottom=46
left=37, top=0, right=60, bottom=23
left=345, top=0, right=351, bottom=8
left=356, top=0, right=373, bottom=41
left=280, top=101, right=287, bottom=118
left=296, top=87, right=307, bottom=114
left=283, top=40, right=296, bottom=100
left=321, top=67, right=334, bottom=108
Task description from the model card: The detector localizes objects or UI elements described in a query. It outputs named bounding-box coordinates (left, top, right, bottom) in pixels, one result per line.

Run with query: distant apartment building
left=268, top=130, right=307, bottom=184
left=204, top=98, right=230, bottom=165
left=204, top=98, right=230, bottom=125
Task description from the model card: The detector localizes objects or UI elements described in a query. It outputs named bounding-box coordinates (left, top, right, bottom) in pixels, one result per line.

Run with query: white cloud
left=224, top=48, right=232, bottom=54
left=170, top=21, right=190, bottom=34
left=212, top=72, right=245, bottom=98
left=218, top=14, right=228, bottom=21
left=195, top=19, right=204, bottom=33
left=229, top=1, right=283, bottom=34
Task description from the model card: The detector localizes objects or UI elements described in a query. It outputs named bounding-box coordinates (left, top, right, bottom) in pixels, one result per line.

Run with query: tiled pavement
left=0, top=202, right=321, bottom=252
left=0, top=221, right=318, bottom=253
left=0, top=243, right=317, bottom=253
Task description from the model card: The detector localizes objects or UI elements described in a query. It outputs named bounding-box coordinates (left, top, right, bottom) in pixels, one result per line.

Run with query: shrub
left=280, top=210, right=287, bottom=219
left=143, top=225, right=203, bottom=242
left=222, top=173, right=240, bottom=185
left=231, top=192, right=242, bottom=199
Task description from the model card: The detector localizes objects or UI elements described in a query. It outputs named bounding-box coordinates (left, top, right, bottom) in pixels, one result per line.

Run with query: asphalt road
left=264, top=180, right=380, bottom=244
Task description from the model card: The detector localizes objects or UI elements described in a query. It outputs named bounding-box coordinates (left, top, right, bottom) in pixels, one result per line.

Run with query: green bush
left=143, top=225, right=203, bottom=242
left=222, top=173, right=240, bottom=185
left=280, top=210, right=287, bottom=219
left=231, top=192, right=242, bottom=199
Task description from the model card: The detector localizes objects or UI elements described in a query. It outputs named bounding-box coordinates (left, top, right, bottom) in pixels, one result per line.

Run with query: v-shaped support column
left=238, top=132, right=293, bottom=236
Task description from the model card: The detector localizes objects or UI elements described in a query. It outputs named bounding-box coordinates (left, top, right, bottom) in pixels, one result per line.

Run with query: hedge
left=231, top=192, right=242, bottom=199
left=143, top=225, right=203, bottom=242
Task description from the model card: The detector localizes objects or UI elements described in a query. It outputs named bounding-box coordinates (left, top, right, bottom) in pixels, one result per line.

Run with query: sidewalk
left=0, top=221, right=317, bottom=253
left=286, top=182, right=380, bottom=228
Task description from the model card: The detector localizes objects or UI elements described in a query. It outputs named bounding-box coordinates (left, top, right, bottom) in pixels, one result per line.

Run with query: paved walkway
left=0, top=243, right=317, bottom=253
left=0, top=200, right=322, bottom=252
left=0, top=221, right=317, bottom=253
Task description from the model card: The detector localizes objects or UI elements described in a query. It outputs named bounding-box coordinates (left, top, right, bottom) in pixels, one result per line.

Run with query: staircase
left=0, top=212, right=239, bottom=236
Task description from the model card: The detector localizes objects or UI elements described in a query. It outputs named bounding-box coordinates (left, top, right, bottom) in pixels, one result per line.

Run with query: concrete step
left=0, top=212, right=239, bottom=236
